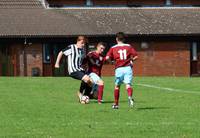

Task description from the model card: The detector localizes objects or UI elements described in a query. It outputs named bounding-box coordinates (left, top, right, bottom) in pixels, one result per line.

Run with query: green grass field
left=0, top=77, right=200, bottom=138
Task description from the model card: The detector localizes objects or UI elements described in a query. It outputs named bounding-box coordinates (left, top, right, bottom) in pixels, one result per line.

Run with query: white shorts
left=115, top=66, right=133, bottom=86
left=89, top=72, right=101, bottom=93
left=89, top=72, right=101, bottom=84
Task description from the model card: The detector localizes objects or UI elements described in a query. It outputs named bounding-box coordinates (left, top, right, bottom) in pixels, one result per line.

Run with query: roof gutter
left=0, top=33, right=200, bottom=38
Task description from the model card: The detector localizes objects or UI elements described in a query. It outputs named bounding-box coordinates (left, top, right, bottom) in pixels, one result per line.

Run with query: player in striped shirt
left=106, top=32, right=138, bottom=109
left=55, top=36, right=93, bottom=103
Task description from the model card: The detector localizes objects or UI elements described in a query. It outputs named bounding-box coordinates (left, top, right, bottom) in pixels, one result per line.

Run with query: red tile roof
left=0, top=0, right=43, bottom=8
left=0, top=1, right=200, bottom=37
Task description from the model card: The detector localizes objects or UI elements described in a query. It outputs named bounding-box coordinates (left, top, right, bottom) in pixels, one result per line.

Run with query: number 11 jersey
left=106, top=43, right=138, bottom=69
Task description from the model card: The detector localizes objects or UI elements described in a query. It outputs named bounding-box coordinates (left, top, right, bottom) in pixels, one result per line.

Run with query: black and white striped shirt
left=62, top=44, right=85, bottom=74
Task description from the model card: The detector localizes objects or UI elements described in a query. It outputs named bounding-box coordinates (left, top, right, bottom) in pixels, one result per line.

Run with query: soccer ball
left=80, top=96, right=89, bottom=104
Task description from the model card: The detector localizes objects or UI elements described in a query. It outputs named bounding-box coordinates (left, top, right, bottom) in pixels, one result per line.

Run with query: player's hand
left=54, top=63, right=60, bottom=68
left=82, top=64, right=88, bottom=70
left=96, top=63, right=100, bottom=67
left=105, top=56, right=109, bottom=60
left=130, top=60, right=133, bottom=68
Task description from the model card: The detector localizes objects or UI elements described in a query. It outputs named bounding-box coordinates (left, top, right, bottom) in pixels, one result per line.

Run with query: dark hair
left=96, top=42, right=106, bottom=48
left=116, top=32, right=126, bottom=42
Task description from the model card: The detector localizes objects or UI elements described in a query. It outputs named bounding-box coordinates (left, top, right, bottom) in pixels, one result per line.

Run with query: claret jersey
left=106, top=43, right=137, bottom=69
left=87, top=51, right=104, bottom=76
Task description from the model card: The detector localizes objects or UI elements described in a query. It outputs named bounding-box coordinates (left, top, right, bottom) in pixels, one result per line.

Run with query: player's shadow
left=103, top=100, right=146, bottom=104
left=103, top=100, right=127, bottom=104
left=89, top=100, right=116, bottom=104
left=102, top=101, right=115, bottom=104
left=89, top=100, right=127, bottom=104
left=136, top=107, right=170, bottom=110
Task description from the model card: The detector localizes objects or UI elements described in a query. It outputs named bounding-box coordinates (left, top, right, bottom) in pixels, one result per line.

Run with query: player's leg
left=126, top=84, right=134, bottom=107
left=79, top=81, right=87, bottom=94
left=96, top=79, right=104, bottom=104
left=70, top=71, right=85, bottom=102
left=124, top=66, right=134, bottom=107
left=79, top=80, right=92, bottom=96
left=112, top=85, right=120, bottom=109
left=90, top=84, right=98, bottom=99
left=89, top=73, right=104, bottom=104
left=82, top=74, right=93, bottom=86
left=70, top=71, right=93, bottom=102
left=112, top=68, right=123, bottom=109
left=84, top=83, right=92, bottom=97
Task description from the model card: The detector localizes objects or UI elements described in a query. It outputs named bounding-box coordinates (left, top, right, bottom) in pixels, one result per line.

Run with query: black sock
left=79, top=81, right=87, bottom=94
left=84, top=85, right=92, bottom=97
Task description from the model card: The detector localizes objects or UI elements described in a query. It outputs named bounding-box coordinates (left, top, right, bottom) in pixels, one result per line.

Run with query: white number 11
left=118, top=49, right=127, bottom=60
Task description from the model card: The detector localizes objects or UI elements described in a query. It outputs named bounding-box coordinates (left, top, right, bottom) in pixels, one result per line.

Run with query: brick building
left=0, top=0, right=200, bottom=76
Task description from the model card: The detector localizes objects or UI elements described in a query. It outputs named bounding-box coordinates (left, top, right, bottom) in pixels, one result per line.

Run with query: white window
left=192, top=42, right=197, bottom=61
left=165, top=0, right=172, bottom=6
left=141, top=42, right=149, bottom=49
left=86, top=0, right=93, bottom=6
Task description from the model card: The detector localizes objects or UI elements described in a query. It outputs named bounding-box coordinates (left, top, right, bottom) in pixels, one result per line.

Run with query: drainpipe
left=23, top=38, right=27, bottom=76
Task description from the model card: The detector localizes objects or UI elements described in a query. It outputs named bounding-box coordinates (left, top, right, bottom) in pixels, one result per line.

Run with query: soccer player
left=106, top=32, right=138, bottom=109
left=79, top=42, right=105, bottom=104
left=54, top=36, right=93, bottom=103
left=86, top=42, right=106, bottom=104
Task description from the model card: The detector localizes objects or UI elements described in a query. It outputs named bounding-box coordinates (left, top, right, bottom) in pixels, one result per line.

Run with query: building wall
left=47, top=0, right=166, bottom=6
left=47, top=0, right=200, bottom=6
left=102, top=41, right=190, bottom=76
left=43, top=64, right=53, bottom=76
left=24, top=44, right=43, bottom=76
left=172, top=0, right=200, bottom=5
left=93, top=0, right=165, bottom=5
left=47, top=0, right=85, bottom=5
left=0, top=44, right=16, bottom=76
left=10, top=44, right=22, bottom=76
left=101, top=64, right=115, bottom=76
left=136, top=41, right=190, bottom=76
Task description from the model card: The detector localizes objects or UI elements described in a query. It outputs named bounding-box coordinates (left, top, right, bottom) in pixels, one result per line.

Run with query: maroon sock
left=98, top=85, right=104, bottom=102
left=114, top=88, right=120, bottom=105
left=127, top=87, right=133, bottom=97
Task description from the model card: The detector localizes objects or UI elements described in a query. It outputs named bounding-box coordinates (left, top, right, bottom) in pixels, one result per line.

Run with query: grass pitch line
left=136, top=83, right=200, bottom=95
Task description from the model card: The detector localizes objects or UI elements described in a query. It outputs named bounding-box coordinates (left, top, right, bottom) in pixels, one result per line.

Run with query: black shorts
left=70, top=71, right=86, bottom=80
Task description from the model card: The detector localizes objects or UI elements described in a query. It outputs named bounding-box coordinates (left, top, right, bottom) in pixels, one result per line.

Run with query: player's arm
left=89, top=58, right=101, bottom=67
left=131, top=55, right=138, bottom=62
left=88, top=53, right=99, bottom=67
left=55, top=46, right=71, bottom=68
left=105, top=55, right=109, bottom=60
left=81, top=56, right=88, bottom=70
left=105, top=57, right=114, bottom=65
left=130, top=47, right=138, bottom=64
left=105, top=47, right=113, bottom=64
left=55, top=51, right=63, bottom=68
